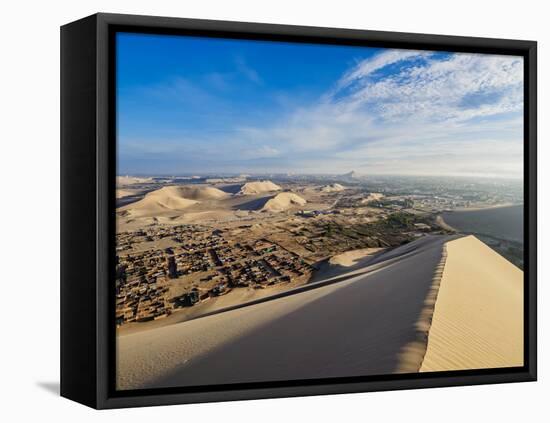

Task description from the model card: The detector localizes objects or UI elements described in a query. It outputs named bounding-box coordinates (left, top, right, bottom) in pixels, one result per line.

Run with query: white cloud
left=122, top=49, right=524, bottom=178
left=232, top=50, right=524, bottom=178
left=333, top=49, right=429, bottom=93
left=335, top=52, right=523, bottom=121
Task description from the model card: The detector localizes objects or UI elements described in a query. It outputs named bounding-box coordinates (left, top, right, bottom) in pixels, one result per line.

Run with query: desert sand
left=321, top=183, right=346, bottom=193
left=238, top=180, right=282, bottom=195
left=435, top=215, right=457, bottom=232
left=117, top=176, right=153, bottom=186
left=117, top=235, right=452, bottom=389
left=328, top=248, right=384, bottom=267
left=307, top=247, right=385, bottom=283
left=261, top=192, right=306, bottom=212
left=117, top=185, right=232, bottom=218
left=420, top=235, right=523, bottom=371
left=118, top=186, right=199, bottom=218
left=116, top=189, right=139, bottom=199
left=116, top=233, right=523, bottom=390
left=172, top=185, right=229, bottom=200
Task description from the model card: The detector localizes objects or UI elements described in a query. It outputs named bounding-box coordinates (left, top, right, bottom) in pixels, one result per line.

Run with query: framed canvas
left=60, top=13, right=537, bottom=409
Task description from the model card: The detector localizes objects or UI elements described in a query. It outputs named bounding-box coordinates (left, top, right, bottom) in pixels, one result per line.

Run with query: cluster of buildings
left=115, top=226, right=314, bottom=327
left=115, top=250, right=172, bottom=325
left=207, top=239, right=311, bottom=289
left=222, top=240, right=311, bottom=288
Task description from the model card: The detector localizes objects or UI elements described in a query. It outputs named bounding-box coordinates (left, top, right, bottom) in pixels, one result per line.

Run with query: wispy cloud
left=226, top=50, right=524, bottom=177
left=327, top=49, right=430, bottom=100
left=235, top=56, right=263, bottom=85
left=119, top=48, right=524, bottom=178
left=333, top=52, right=523, bottom=122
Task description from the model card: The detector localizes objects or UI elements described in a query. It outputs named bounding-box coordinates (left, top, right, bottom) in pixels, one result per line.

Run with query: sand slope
left=116, top=234, right=523, bottom=390
left=173, top=185, right=230, bottom=200
left=118, top=186, right=199, bottom=217
left=117, top=176, right=153, bottom=186
left=116, top=189, right=139, bottom=199
left=309, top=247, right=386, bottom=283
left=420, top=235, right=523, bottom=372
left=239, top=180, right=282, bottom=195
left=261, top=192, right=306, bottom=212
left=117, top=235, right=451, bottom=390
left=328, top=248, right=383, bottom=267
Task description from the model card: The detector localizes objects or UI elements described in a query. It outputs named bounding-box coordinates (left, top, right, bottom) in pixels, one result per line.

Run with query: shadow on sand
left=145, top=235, right=454, bottom=389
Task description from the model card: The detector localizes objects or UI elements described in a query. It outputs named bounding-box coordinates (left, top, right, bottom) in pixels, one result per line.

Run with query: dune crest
left=172, top=185, right=230, bottom=200
left=116, top=235, right=453, bottom=390
left=420, top=235, right=523, bottom=372
left=261, top=192, right=306, bottom=212
left=118, top=186, right=200, bottom=217
left=239, top=180, right=282, bottom=195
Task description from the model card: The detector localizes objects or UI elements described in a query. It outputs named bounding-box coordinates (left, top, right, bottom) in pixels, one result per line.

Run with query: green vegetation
left=386, top=212, right=415, bottom=227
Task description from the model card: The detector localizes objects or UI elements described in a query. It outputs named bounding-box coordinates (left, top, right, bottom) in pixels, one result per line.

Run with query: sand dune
left=261, top=192, right=306, bottom=212
left=118, top=186, right=199, bottom=217
left=117, top=176, right=153, bottom=186
left=420, top=235, right=523, bottom=372
left=172, top=185, right=230, bottom=200
left=118, top=185, right=230, bottom=218
left=117, top=235, right=452, bottom=389
left=321, top=183, right=346, bottom=193
left=238, top=180, right=282, bottom=195
left=169, top=210, right=237, bottom=224
left=309, top=247, right=386, bottom=283
left=116, top=234, right=523, bottom=390
left=116, top=189, right=139, bottom=199
left=329, top=248, right=384, bottom=267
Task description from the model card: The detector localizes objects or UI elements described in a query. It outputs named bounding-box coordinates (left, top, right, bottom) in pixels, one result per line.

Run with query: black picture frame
left=60, top=12, right=537, bottom=409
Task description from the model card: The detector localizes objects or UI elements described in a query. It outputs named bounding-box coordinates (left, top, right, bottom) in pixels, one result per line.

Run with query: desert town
left=114, top=173, right=523, bottom=328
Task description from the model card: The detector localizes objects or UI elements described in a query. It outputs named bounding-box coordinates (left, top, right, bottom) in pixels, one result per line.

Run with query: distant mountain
left=341, top=170, right=361, bottom=180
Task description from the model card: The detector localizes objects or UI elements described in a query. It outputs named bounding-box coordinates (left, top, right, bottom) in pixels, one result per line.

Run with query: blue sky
left=117, top=32, right=524, bottom=178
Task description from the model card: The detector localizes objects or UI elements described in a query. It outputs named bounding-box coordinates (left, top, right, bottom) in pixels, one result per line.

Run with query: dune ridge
left=261, top=192, right=306, bottom=212
left=420, top=235, right=523, bottom=372
left=396, top=244, right=448, bottom=372
left=118, top=186, right=199, bottom=217
left=117, top=176, right=153, bottom=186
left=118, top=185, right=231, bottom=218
left=239, top=180, right=282, bottom=195
left=172, top=185, right=230, bottom=200
left=117, top=235, right=453, bottom=390
left=116, top=234, right=523, bottom=390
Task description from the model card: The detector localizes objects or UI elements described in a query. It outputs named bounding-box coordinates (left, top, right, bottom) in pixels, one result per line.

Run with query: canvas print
left=115, top=33, right=524, bottom=391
